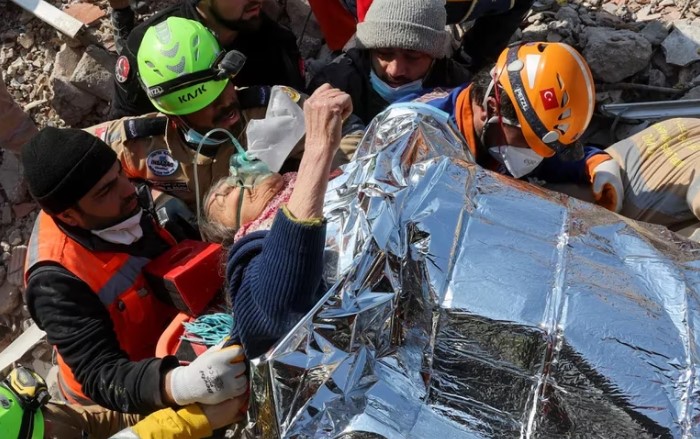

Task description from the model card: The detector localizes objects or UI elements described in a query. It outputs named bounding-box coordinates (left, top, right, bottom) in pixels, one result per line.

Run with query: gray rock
left=583, top=28, right=653, bottom=83
left=615, top=121, right=651, bottom=141
left=640, top=21, right=669, bottom=46
left=652, top=50, right=676, bottom=77
left=522, top=23, right=550, bottom=42
left=555, top=6, right=581, bottom=28
left=70, top=46, right=115, bottom=102
left=50, top=76, right=97, bottom=126
left=601, top=2, right=619, bottom=16
left=662, top=21, right=700, bottom=66
left=0, top=282, right=20, bottom=315
left=681, top=86, right=700, bottom=100
left=1, top=206, right=10, bottom=226
left=527, top=11, right=547, bottom=24
left=648, top=67, right=667, bottom=87
left=8, top=230, right=22, bottom=247
left=52, top=44, right=82, bottom=79
left=7, top=245, right=26, bottom=287
left=31, top=359, right=52, bottom=380
left=0, top=151, right=27, bottom=204
left=0, top=266, right=6, bottom=286
left=17, top=33, right=34, bottom=50
left=579, top=11, right=596, bottom=27
left=31, top=344, right=49, bottom=360
left=678, top=62, right=700, bottom=86
left=548, top=19, right=574, bottom=38
left=531, top=0, right=556, bottom=12
left=546, top=31, right=564, bottom=43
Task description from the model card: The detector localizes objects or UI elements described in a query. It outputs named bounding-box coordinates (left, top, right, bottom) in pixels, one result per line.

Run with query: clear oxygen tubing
left=193, top=128, right=247, bottom=223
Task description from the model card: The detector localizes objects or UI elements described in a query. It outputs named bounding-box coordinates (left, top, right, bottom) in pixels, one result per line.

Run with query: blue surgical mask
left=369, top=70, right=424, bottom=103
left=183, top=128, right=230, bottom=146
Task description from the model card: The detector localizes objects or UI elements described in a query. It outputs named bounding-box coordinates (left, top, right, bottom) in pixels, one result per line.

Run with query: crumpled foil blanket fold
left=242, top=104, right=700, bottom=438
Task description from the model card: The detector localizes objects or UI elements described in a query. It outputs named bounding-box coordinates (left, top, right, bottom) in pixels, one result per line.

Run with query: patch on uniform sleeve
left=115, top=56, right=130, bottom=83
left=123, top=117, right=168, bottom=140
left=92, top=126, right=108, bottom=141
left=147, top=149, right=179, bottom=176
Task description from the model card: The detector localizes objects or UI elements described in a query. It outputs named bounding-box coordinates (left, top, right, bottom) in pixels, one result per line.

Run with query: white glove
left=169, top=343, right=247, bottom=406
left=592, top=159, right=624, bottom=213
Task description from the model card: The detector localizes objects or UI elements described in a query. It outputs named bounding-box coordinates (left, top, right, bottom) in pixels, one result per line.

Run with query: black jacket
left=308, top=48, right=472, bottom=126
left=109, top=0, right=304, bottom=119
left=25, top=212, right=178, bottom=414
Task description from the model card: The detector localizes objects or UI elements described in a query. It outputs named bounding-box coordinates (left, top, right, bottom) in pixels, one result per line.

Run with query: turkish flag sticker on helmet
left=115, top=56, right=130, bottom=83
left=540, top=88, right=558, bottom=111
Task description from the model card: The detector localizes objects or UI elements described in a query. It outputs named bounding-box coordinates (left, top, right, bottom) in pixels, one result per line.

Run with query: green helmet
left=0, top=384, right=44, bottom=439
left=137, top=17, right=228, bottom=116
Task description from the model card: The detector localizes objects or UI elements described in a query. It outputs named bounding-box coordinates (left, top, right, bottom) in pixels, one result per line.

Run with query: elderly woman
left=200, top=171, right=298, bottom=244
left=221, top=84, right=351, bottom=361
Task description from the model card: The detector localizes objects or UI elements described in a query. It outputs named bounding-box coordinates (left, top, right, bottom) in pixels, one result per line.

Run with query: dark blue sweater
left=226, top=210, right=327, bottom=359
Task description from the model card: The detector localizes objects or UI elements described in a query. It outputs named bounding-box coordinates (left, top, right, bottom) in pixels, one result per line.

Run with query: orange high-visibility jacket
left=24, top=211, right=177, bottom=404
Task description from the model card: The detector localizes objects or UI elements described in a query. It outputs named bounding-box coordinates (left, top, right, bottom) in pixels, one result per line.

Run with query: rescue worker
left=87, top=17, right=327, bottom=218
left=606, top=118, right=700, bottom=229
left=308, top=0, right=472, bottom=127
left=21, top=126, right=248, bottom=433
left=109, top=0, right=303, bottom=119
left=112, top=82, right=354, bottom=438
left=0, top=365, right=243, bottom=439
left=358, top=0, right=534, bottom=72
left=596, top=118, right=700, bottom=239
left=308, top=0, right=533, bottom=72
left=0, top=77, right=37, bottom=155
left=420, top=42, right=624, bottom=213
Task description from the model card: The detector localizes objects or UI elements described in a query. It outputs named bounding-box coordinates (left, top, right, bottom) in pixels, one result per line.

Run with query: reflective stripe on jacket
left=24, top=212, right=178, bottom=404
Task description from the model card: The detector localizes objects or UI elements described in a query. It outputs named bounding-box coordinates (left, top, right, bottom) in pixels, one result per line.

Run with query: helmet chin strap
left=479, top=69, right=506, bottom=148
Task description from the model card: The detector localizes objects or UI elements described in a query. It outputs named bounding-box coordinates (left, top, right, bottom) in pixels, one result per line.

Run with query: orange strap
left=455, top=86, right=480, bottom=160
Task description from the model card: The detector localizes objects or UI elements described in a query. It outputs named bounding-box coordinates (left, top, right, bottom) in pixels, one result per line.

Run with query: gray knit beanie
left=356, top=0, right=448, bottom=58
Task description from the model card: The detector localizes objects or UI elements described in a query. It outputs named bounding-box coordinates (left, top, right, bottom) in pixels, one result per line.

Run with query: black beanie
left=22, top=127, right=118, bottom=214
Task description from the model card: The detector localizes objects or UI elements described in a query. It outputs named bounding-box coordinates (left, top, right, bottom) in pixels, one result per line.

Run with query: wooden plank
left=10, top=0, right=84, bottom=38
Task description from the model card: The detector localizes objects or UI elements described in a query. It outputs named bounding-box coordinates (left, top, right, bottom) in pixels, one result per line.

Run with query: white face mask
left=488, top=145, right=543, bottom=179
left=91, top=209, right=144, bottom=245
left=245, top=86, right=306, bottom=173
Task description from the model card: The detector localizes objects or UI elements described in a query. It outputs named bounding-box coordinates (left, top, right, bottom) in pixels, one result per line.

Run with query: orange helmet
left=493, top=42, right=595, bottom=160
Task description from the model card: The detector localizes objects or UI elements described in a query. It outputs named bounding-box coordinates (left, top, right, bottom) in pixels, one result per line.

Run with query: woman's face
left=206, top=173, right=285, bottom=229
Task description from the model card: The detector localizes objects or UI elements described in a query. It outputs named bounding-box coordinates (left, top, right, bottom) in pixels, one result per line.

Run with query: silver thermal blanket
left=242, top=104, right=700, bottom=438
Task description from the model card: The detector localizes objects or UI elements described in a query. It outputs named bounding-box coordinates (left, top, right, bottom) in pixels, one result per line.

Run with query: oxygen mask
left=194, top=128, right=271, bottom=222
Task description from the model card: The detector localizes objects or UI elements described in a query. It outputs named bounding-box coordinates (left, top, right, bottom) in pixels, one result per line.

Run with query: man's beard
left=211, top=100, right=245, bottom=139
left=210, top=4, right=262, bottom=32
left=78, top=193, right=141, bottom=231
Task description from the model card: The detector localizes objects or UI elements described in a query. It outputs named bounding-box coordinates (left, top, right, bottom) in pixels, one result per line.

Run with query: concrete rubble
left=0, top=0, right=698, bottom=379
